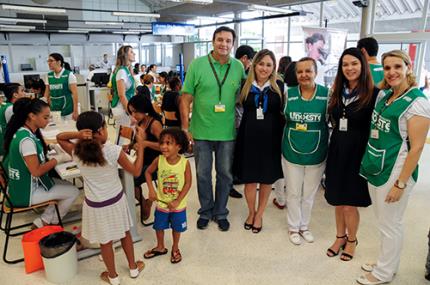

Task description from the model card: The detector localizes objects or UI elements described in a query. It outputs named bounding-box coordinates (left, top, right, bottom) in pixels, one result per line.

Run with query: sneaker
left=217, top=219, right=230, bottom=231
left=300, top=230, right=314, bottom=243
left=229, top=188, right=243, bottom=198
left=289, top=232, right=302, bottom=245
left=196, top=218, right=209, bottom=230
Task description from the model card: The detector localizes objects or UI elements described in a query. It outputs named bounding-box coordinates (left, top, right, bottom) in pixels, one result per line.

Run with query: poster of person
left=302, top=27, right=347, bottom=87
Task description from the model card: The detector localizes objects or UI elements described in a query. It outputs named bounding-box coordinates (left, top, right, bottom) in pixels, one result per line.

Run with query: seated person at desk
left=0, top=83, right=25, bottom=156
left=161, top=77, right=182, bottom=128
left=3, top=98, right=79, bottom=228
left=136, top=74, right=154, bottom=102
left=127, top=95, right=162, bottom=220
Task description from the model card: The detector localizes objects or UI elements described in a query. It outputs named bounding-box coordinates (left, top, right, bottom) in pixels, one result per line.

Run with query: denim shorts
left=153, top=208, right=187, bottom=232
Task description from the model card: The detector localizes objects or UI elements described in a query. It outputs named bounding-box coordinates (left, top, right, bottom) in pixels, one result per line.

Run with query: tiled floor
left=0, top=132, right=429, bottom=284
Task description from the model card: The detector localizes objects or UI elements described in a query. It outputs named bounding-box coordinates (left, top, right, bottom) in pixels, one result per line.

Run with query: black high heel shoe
left=251, top=218, right=262, bottom=234
left=340, top=238, right=358, bottom=261
left=244, top=222, right=252, bottom=230
left=326, top=235, right=347, bottom=257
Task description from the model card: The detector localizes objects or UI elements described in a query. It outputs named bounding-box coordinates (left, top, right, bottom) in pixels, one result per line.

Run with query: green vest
left=370, top=63, right=384, bottom=86
left=111, top=66, right=135, bottom=108
left=360, top=88, right=426, bottom=187
left=7, top=127, right=54, bottom=207
left=282, top=84, right=329, bottom=165
left=0, top=102, right=12, bottom=156
left=48, top=69, right=73, bottom=116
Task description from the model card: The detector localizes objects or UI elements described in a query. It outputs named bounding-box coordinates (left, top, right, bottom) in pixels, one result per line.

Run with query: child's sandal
left=129, top=260, right=145, bottom=278
left=170, top=249, right=182, bottom=264
left=100, top=271, right=120, bottom=285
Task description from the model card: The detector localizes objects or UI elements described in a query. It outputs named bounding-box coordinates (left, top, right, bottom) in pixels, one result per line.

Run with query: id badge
left=370, top=129, right=379, bottom=139
left=256, top=107, right=264, bottom=120
left=339, top=118, right=348, bottom=132
left=214, top=104, right=226, bottom=113
left=295, top=123, right=307, bottom=131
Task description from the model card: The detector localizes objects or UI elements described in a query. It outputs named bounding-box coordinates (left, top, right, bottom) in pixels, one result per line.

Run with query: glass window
left=289, top=42, right=306, bottom=61
left=241, top=11, right=263, bottom=40
left=374, top=0, right=425, bottom=33
left=264, top=17, right=289, bottom=43
left=155, top=45, right=162, bottom=65
left=265, top=42, right=289, bottom=64
left=239, top=39, right=262, bottom=51
left=165, top=44, right=173, bottom=67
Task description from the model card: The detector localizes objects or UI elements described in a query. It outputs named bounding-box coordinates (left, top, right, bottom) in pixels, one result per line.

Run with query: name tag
left=295, top=123, right=307, bottom=131
left=214, top=104, right=225, bottom=113
left=371, top=129, right=379, bottom=139
left=256, top=107, right=264, bottom=120
left=339, top=118, right=348, bottom=132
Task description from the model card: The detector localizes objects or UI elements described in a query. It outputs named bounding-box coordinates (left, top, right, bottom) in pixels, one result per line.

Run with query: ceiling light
left=0, top=28, right=30, bottom=32
left=0, top=24, right=36, bottom=29
left=0, top=17, right=47, bottom=24
left=68, top=28, right=102, bottom=32
left=197, top=16, right=234, bottom=21
left=59, top=30, right=89, bottom=33
left=169, top=0, right=213, bottom=4
left=113, top=31, right=140, bottom=34
left=248, top=4, right=294, bottom=14
left=1, top=4, right=66, bottom=14
left=112, top=12, right=160, bottom=18
left=85, top=21, right=124, bottom=26
left=127, top=29, right=152, bottom=32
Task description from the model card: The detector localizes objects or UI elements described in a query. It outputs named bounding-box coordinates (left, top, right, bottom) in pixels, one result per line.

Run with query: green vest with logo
left=7, top=128, right=54, bottom=207
left=0, top=102, right=12, bottom=156
left=370, top=63, right=384, bottom=86
left=282, top=84, right=329, bottom=165
left=111, top=66, right=135, bottom=108
left=360, top=88, right=426, bottom=187
left=48, top=69, right=73, bottom=116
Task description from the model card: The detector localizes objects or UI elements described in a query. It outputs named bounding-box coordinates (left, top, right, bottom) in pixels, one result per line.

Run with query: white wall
left=183, top=43, right=195, bottom=70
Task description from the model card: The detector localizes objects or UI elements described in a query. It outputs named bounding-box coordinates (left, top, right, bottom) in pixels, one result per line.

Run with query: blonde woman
left=233, top=49, right=285, bottom=233
left=111, top=45, right=136, bottom=128
left=358, top=50, right=430, bottom=285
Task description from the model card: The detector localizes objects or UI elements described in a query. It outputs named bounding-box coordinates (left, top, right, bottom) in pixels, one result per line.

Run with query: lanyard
left=376, top=88, right=409, bottom=123
left=207, top=54, right=231, bottom=103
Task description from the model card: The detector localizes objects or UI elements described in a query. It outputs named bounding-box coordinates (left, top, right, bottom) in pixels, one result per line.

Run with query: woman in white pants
left=358, top=50, right=430, bottom=285
left=282, top=57, right=329, bottom=245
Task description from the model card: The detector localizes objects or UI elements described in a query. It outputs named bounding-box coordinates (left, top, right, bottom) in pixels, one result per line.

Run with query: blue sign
left=152, top=22, right=196, bottom=36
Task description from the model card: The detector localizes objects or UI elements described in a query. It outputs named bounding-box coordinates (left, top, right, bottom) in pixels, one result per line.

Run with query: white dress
left=74, top=142, right=133, bottom=244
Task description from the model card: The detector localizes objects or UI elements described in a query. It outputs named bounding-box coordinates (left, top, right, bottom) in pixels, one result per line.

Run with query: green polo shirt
left=370, top=63, right=384, bottom=86
left=181, top=52, right=245, bottom=141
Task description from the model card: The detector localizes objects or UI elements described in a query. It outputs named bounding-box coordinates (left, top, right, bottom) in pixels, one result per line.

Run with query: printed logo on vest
left=372, top=111, right=390, bottom=132
left=9, top=168, right=20, bottom=180
left=289, top=112, right=321, bottom=123
left=50, top=83, right=63, bottom=90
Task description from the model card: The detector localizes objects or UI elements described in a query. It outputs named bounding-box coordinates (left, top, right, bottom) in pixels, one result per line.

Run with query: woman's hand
left=385, top=186, right=404, bottom=203
left=72, top=110, right=79, bottom=121
left=135, top=126, right=147, bottom=143
left=148, top=189, right=157, bottom=202
left=78, top=129, right=93, bottom=140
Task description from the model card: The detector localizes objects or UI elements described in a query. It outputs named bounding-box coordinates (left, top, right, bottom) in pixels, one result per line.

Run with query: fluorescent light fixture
left=0, top=24, right=36, bottom=29
left=0, top=28, right=30, bottom=32
left=68, top=28, right=102, bottom=32
left=113, top=31, right=140, bottom=34
left=197, top=15, right=234, bottom=21
left=0, top=17, right=47, bottom=24
left=248, top=4, right=294, bottom=14
left=59, top=30, right=91, bottom=33
left=112, top=12, right=160, bottom=18
left=127, top=29, right=152, bottom=32
left=85, top=21, right=124, bottom=26
left=1, top=4, right=66, bottom=14
left=169, top=0, right=213, bottom=3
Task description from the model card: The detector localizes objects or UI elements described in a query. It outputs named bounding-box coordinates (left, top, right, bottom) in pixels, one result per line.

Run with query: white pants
left=273, top=178, right=286, bottom=206
left=31, top=178, right=80, bottom=224
left=283, top=158, right=325, bottom=232
left=111, top=104, right=130, bottom=129
left=368, top=178, right=413, bottom=282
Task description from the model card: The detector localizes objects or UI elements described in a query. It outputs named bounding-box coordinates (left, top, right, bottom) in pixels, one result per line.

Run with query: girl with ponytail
left=3, top=97, right=79, bottom=228
left=57, top=111, right=146, bottom=284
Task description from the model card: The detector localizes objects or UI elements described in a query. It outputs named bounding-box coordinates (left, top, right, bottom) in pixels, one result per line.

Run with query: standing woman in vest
left=282, top=57, right=329, bottom=245
left=3, top=98, right=79, bottom=228
left=233, top=49, right=285, bottom=233
left=325, top=48, right=378, bottom=261
left=111, top=45, right=136, bottom=128
left=357, top=50, right=430, bottom=284
left=44, top=53, right=78, bottom=120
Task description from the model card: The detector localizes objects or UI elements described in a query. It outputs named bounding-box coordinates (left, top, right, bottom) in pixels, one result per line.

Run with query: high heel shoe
left=340, top=238, right=358, bottom=261
left=244, top=222, right=252, bottom=230
left=326, top=235, right=347, bottom=257
left=252, top=218, right=262, bottom=234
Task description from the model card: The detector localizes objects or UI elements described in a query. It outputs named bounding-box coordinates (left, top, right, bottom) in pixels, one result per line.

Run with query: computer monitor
left=23, top=74, right=40, bottom=89
left=91, top=72, right=109, bottom=87
left=20, top=64, right=33, bottom=71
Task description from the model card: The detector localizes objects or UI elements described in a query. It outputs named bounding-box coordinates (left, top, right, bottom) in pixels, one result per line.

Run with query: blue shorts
left=153, top=208, right=187, bottom=232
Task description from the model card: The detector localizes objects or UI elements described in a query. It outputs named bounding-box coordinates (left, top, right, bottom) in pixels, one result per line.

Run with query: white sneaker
left=300, top=230, right=314, bottom=243
left=289, top=232, right=302, bottom=245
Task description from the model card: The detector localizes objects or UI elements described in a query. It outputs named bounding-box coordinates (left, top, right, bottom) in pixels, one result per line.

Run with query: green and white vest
left=370, top=63, right=384, bottom=86
left=282, top=84, right=329, bottom=165
left=7, top=127, right=54, bottom=207
left=111, top=66, right=135, bottom=108
left=48, top=69, right=73, bottom=116
left=0, top=102, right=12, bottom=156
left=360, top=88, right=426, bottom=187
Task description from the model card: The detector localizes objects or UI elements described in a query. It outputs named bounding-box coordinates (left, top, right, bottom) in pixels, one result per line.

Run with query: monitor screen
left=23, top=74, right=40, bottom=89
left=91, top=72, right=109, bottom=87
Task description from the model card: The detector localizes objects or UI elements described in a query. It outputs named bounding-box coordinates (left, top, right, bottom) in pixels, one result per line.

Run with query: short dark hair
left=357, top=37, right=379, bottom=57
left=159, top=128, right=189, bottom=154
left=212, top=26, right=236, bottom=43
left=305, top=33, right=325, bottom=45
left=4, top=83, right=21, bottom=102
left=235, top=45, right=255, bottom=60
left=296, top=57, right=318, bottom=74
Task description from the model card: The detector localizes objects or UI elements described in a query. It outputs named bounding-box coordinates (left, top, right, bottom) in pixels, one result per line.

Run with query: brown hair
left=143, top=74, right=154, bottom=85
left=113, top=45, right=133, bottom=75
left=329, top=47, right=374, bottom=113
left=379, top=49, right=417, bottom=90
left=295, top=57, right=318, bottom=74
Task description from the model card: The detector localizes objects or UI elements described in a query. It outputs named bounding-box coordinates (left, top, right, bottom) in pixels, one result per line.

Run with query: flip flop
left=170, top=249, right=182, bottom=264
left=143, top=248, right=168, bottom=259
left=130, top=260, right=145, bottom=278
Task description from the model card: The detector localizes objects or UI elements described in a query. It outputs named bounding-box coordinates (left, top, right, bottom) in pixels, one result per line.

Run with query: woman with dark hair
left=44, top=53, right=79, bottom=120
left=158, top=71, right=168, bottom=95
left=127, top=95, right=162, bottom=220
left=146, top=64, right=158, bottom=82
left=161, top=76, right=182, bottom=128
left=325, top=47, right=378, bottom=261
left=3, top=98, right=79, bottom=228
left=278, top=56, right=292, bottom=79
left=283, top=62, right=299, bottom=87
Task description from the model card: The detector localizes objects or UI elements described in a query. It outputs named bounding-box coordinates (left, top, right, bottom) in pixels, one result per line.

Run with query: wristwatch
left=394, top=179, right=407, bottom=189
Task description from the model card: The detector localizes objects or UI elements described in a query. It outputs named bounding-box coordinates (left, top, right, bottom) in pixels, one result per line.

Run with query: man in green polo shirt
left=180, top=26, right=245, bottom=231
left=357, top=37, right=384, bottom=86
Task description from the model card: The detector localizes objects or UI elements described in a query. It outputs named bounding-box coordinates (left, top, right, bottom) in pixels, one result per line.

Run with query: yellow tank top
left=156, top=155, right=188, bottom=211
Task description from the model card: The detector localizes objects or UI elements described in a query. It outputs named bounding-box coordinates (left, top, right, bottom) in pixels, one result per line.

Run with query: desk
left=86, top=85, right=110, bottom=113
left=41, top=122, right=142, bottom=260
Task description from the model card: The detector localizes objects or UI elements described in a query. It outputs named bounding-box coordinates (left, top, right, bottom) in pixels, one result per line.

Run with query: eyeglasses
left=47, top=59, right=57, bottom=63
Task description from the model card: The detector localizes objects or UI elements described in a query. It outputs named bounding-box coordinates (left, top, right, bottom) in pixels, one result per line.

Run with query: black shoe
left=229, top=188, right=243, bottom=198
left=196, top=218, right=209, bottom=230
left=217, top=219, right=230, bottom=231
left=425, top=271, right=430, bottom=281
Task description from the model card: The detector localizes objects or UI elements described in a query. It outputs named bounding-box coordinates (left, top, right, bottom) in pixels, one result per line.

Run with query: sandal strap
left=336, top=235, right=347, bottom=239
left=347, top=238, right=358, bottom=243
